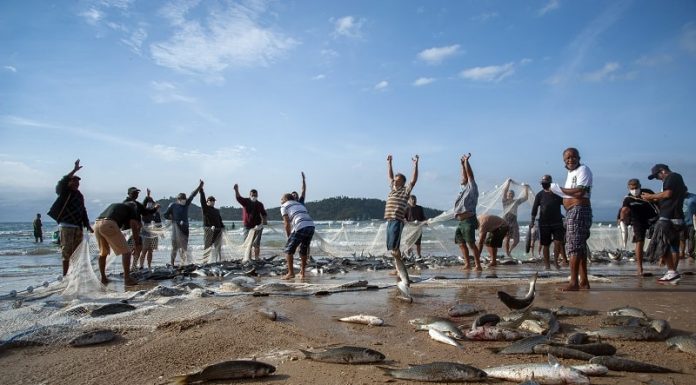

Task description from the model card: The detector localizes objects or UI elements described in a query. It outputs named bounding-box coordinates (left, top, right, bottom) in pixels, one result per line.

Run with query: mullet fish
left=379, top=362, right=487, bottom=382
left=172, top=360, right=275, bottom=384
left=299, top=346, right=385, bottom=364
left=484, top=354, right=589, bottom=385
left=497, top=273, right=537, bottom=310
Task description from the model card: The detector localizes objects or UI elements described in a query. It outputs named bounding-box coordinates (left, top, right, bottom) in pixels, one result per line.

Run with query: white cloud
left=121, top=26, right=148, bottom=54
left=460, top=62, right=515, bottom=82
left=680, top=22, right=696, bottom=57
left=332, top=16, right=365, bottom=38
left=151, top=1, right=298, bottom=75
left=538, top=0, right=560, bottom=16
left=80, top=8, right=103, bottom=25
left=583, top=62, right=620, bottom=82
left=417, top=44, right=461, bottom=65
left=413, top=77, right=435, bottom=87
left=374, top=80, right=388, bottom=91
left=3, top=65, right=17, bottom=73
left=150, top=81, right=196, bottom=103
left=471, top=12, right=499, bottom=22
left=635, top=54, right=673, bottom=67
left=151, top=145, right=254, bottom=167
left=312, top=74, right=326, bottom=80
left=158, top=0, right=202, bottom=27
left=0, top=160, right=52, bottom=189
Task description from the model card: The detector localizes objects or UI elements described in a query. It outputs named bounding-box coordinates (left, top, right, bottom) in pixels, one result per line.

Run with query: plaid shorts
left=565, top=205, right=592, bottom=257
left=284, top=226, right=315, bottom=255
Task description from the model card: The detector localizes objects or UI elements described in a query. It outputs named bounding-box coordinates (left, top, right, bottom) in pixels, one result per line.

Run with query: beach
left=1, top=263, right=695, bottom=385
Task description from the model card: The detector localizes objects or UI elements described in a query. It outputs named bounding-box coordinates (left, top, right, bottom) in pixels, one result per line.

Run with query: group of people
left=47, top=148, right=690, bottom=291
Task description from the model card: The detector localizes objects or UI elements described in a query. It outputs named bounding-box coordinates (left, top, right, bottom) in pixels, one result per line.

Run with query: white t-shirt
left=564, top=164, right=593, bottom=199
left=280, top=200, right=314, bottom=232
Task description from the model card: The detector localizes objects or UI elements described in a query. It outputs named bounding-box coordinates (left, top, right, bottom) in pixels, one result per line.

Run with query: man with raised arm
left=454, top=153, right=482, bottom=270
left=501, top=178, right=530, bottom=258
left=163, top=181, right=202, bottom=266
left=291, top=172, right=307, bottom=204
left=234, top=184, right=268, bottom=259
left=48, top=159, right=94, bottom=276
left=385, top=154, right=419, bottom=299
left=199, top=180, right=225, bottom=262
left=280, top=193, right=315, bottom=280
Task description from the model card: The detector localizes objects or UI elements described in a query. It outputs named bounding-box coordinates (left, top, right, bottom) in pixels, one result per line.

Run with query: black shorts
left=539, top=223, right=564, bottom=246
left=632, top=222, right=648, bottom=243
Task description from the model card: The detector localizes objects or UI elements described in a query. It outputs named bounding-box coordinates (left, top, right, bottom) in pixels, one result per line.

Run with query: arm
left=477, top=231, right=486, bottom=253
left=502, top=178, right=512, bottom=202
left=199, top=181, right=207, bottom=207
left=641, top=189, right=673, bottom=202
left=129, top=219, right=141, bottom=245
left=67, top=158, right=82, bottom=179
left=260, top=204, right=268, bottom=225
left=409, top=155, right=419, bottom=189
left=283, top=214, right=291, bottom=237
left=187, top=180, right=203, bottom=206
left=461, top=153, right=474, bottom=184
left=234, top=184, right=244, bottom=204
left=299, top=172, right=306, bottom=202
left=163, top=204, right=173, bottom=220
left=387, top=155, right=394, bottom=185
left=560, top=186, right=590, bottom=198
left=142, top=189, right=159, bottom=214
left=530, top=193, right=541, bottom=226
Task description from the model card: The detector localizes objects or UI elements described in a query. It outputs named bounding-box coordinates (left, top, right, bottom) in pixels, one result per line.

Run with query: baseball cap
left=128, top=187, right=140, bottom=194
left=540, top=175, right=552, bottom=183
left=648, top=164, right=669, bottom=180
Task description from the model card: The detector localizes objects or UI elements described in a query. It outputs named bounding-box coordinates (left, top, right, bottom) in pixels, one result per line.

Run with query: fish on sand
left=338, top=314, right=384, bottom=326
left=69, top=329, right=116, bottom=347
left=172, top=360, right=276, bottom=384
left=379, top=362, right=487, bottom=382
left=299, top=346, right=385, bottom=364
left=497, top=273, right=537, bottom=310
left=484, top=354, right=589, bottom=385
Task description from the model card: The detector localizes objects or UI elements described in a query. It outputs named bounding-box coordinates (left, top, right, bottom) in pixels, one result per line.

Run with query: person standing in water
left=199, top=180, right=225, bottom=262
left=501, top=178, right=529, bottom=258
left=234, top=184, right=268, bottom=260
left=163, top=181, right=202, bottom=267
left=33, top=213, right=43, bottom=243
left=454, top=153, right=482, bottom=270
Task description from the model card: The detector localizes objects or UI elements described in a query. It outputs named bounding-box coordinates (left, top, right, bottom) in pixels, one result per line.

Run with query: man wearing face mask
left=234, top=184, right=268, bottom=259
left=163, top=181, right=202, bottom=267
left=405, top=195, right=427, bottom=258
left=124, top=187, right=159, bottom=270
left=531, top=175, right=566, bottom=269
left=199, top=180, right=225, bottom=262
left=618, top=179, right=657, bottom=276
left=642, top=164, right=687, bottom=283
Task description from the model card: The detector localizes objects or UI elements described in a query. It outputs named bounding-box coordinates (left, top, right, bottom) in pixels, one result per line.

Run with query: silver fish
left=471, top=313, right=501, bottom=329
left=379, top=362, right=487, bottom=382
left=666, top=335, right=696, bottom=356
left=601, top=315, right=650, bottom=327
left=485, top=354, right=589, bottom=384
left=589, top=356, right=678, bottom=373
left=497, top=273, right=537, bottom=310
left=339, top=314, right=384, bottom=326
left=299, top=346, right=385, bottom=364
left=466, top=326, right=530, bottom=341
left=428, top=328, right=464, bottom=349
left=551, top=306, right=598, bottom=317
left=565, top=332, right=589, bottom=345
left=587, top=325, right=667, bottom=341
left=409, top=316, right=450, bottom=327
left=570, top=364, right=609, bottom=377
left=496, top=335, right=549, bottom=354
left=414, top=319, right=465, bottom=340
left=606, top=306, right=648, bottom=319
left=448, top=303, right=482, bottom=317
left=69, top=329, right=116, bottom=347
left=532, top=344, right=593, bottom=360
left=172, top=360, right=275, bottom=384
left=551, top=342, right=616, bottom=356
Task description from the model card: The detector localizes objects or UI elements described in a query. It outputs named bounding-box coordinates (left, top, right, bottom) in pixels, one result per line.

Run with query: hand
left=412, top=155, right=419, bottom=163
left=146, top=188, right=151, bottom=197
left=233, top=184, right=239, bottom=191
left=387, top=155, right=392, bottom=162
left=199, top=179, right=204, bottom=188
left=254, top=225, right=263, bottom=230
left=529, top=221, right=535, bottom=228
left=461, top=153, right=471, bottom=163
left=301, top=171, right=305, bottom=180
left=641, top=192, right=651, bottom=201
left=73, top=159, right=82, bottom=173
left=521, top=183, right=528, bottom=187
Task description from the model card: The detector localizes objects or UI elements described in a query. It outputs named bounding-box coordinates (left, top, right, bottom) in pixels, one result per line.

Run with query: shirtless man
left=476, top=214, right=509, bottom=266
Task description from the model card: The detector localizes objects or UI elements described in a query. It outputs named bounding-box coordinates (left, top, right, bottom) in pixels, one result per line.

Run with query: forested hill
left=155, top=196, right=443, bottom=222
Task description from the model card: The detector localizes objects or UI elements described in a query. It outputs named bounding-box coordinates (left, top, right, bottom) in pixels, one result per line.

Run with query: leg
left=562, top=254, right=581, bottom=291
left=467, top=241, right=482, bottom=270
left=99, top=254, right=109, bottom=284
left=300, top=254, right=308, bottom=279
left=542, top=244, right=551, bottom=269
left=579, top=254, right=590, bottom=289
left=416, top=243, right=422, bottom=258
left=122, top=252, right=137, bottom=286
left=504, top=235, right=511, bottom=258
left=283, top=253, right=295, bottom=279
left=458, top=243, right=471, bottom=269
left=146, top=250, right=153, bottom=269
left=488, top=246, right=497, bottom=266
left=635, top=240, right=644, bottom=275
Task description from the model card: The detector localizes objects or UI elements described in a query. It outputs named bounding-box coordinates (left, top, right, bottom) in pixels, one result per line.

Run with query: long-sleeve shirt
left=200, top=190, right=224, bottom=228
left=163, top=187, right=200, bottom=228
left=531, top=190, right=564, bottom=226
left=48, top=175, right=90, bottom=227
left=236, top=196, right=267, bottom=228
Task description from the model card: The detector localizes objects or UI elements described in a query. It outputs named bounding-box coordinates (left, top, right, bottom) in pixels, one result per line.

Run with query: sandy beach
left=1, top=262, right=695, bottom=385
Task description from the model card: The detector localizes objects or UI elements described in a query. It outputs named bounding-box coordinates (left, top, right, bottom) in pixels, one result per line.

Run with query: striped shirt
left=384, top=184, right=413, bottom=221
left=280, top=200, right=314, bottom=232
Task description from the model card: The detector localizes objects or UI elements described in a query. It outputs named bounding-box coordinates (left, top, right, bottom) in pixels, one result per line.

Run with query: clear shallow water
left=0, top=220, right=690, bottom=296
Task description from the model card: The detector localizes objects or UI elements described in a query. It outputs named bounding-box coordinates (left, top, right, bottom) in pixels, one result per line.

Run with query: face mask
left=630, top=189, right=639, bottom=196
left=541, top=183, right=551, bottom=190
left=250, top=197, right=257, bottom=202
left=177, top=199, right=186, bottom=205
left=146, top=203, right=154, bottom=209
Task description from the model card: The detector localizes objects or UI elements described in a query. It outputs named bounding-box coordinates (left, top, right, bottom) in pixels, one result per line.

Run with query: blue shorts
left=386, top=220, right=404, bottom=251
left=284, top=226, right=314, bottom=256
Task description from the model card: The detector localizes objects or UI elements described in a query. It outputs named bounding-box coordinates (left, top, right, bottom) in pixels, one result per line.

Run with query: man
left=501, top=179, right=530, bottom=258
left=476, top=214, right=509, bottom=266
left=552, top=148, right=593, bottom=291
left=47, top=159, right=93, bottom=275
left=385, top=154, right=419, bottom=298
left=234, top=184, right=268, bottom=259
left=680, top=190, right=696, bottom=260
left=405, top=195, right=427, bottom=258
left=33, top=213, right=43, bottom=243
left=93, top=202, right=140, bottom=286
left=163, top=181, right=202, bottom=266
left=618, top=179, right=657, bottom=275
left=124, top=187, right=159, bottom=270
left=280, top=193, right=315, bottom=279
left=291, top=172, right=307, bottom=204
left=531, top=175, right=566, bottom=269
left=199, top=180, right=225, bottom=262
left=138, top=195, right=162, bottom=270
left=454, top=153, right=482, bottom=270
left=642, top=164, right=687, bottom=282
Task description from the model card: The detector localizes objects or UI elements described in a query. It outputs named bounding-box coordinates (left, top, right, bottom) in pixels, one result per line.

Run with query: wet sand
left=1, top=262, right=695, bottom=385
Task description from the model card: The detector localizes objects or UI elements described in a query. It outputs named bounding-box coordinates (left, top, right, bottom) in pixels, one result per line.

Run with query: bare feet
left=475, top=265, right=483, bottom=271
left=101, top=276, right=110, bottom=284
left=561, top=284, right=579, bottom=291
left=124, top=278, right=138, bottom=286
left=488, top=262, right=497, bottom=267
left=282, top=273, right=295, bottom=280
left=299, top=273, right=305, bottom=280
left=579, top=282, right=590, bottom=290
left=464, top=264, right=472, bottom=270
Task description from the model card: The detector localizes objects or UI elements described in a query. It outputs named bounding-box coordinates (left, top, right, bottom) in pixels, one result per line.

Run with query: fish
left=551, top=342, right=616, bottom=356
left=448, top=303, right=482, bottom=317
left=172, top=360, right=276, bottom=384
left=565, top=332, right=589, bottom=345
left=428, top=328, right=464, bottom=349
left=532, top=344, right=594, bottom=360
left=396, top=280, right=412, bottom=299
left=466, top=326, right=530, bottom=341
left=414, top=319, right=465, bottom=340
left=257, top=308, right=277, bottom=321
left=570, top=364, right=609, bottom=377
left=601, top=315, right=650, bottom=327
left=90, top=303, right=136, bottom=317
left=394, top=256, right=410, bottom=288
left=338, top=314, right=384, bottom=326
left=589, top=356, right=678, bottom=373
left=496, top=335, right=550, bottom=354
left=606, top=306, right=648, bottom=319
left=379, top=362, right=487, bottom=382
left=254, top=282, right=295, bottom=292
left=587, top=325, right=668, bottom=341
left=409, top=316, right=450, bottom=327
left=519, top=319, right=548, bottom=335
left=299, top=346, right=385, bottom=364
left=666, top=335, right=696, bottom=355
left=619, top=221, right=629, bottom=248
left=471, top=313, right=501, bottom=329
left=551, top=306, right=598, bottom=317
left=497, top=273, right=537, bottom=310
left=69, top=329, right=116, bottom=347
left=484, top=354, right=590, bottom=384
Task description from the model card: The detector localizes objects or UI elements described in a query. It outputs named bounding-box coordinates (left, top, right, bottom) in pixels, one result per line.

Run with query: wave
left=0, top=248, right=59, bottom=256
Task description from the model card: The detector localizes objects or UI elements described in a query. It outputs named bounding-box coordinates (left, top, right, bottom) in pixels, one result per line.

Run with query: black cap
left=207, top=196, right=216, bottom=201
left=128, top=187, right=140, bottom=194
left=648, top=164, right=669, bottom=180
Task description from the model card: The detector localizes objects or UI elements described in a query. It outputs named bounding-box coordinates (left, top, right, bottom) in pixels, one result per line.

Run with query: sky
left=1, top=0, right=695, bottom=222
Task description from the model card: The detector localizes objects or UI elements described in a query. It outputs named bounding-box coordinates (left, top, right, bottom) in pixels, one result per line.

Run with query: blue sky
left=1, top=0, right=695, bottom=222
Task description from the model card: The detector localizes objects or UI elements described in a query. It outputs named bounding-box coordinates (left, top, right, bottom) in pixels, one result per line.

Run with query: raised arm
left=67, top=159, right=82, bottom=179
left=299, top=172, right=306, bottom=202
left=387, top=155, right=394, bottom=185
left=187, top=180, right=203, bottom=205
left=502, top=178, right=512, bottom=202
left=409, top=155, right=419, bottom=189
left=461, top=153, right=474, bottom=184
left=199, top=180, right=207, bottom=207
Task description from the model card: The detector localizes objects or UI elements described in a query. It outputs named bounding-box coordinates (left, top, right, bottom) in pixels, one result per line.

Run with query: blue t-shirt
left=683, top=192, right=696, bottom=225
